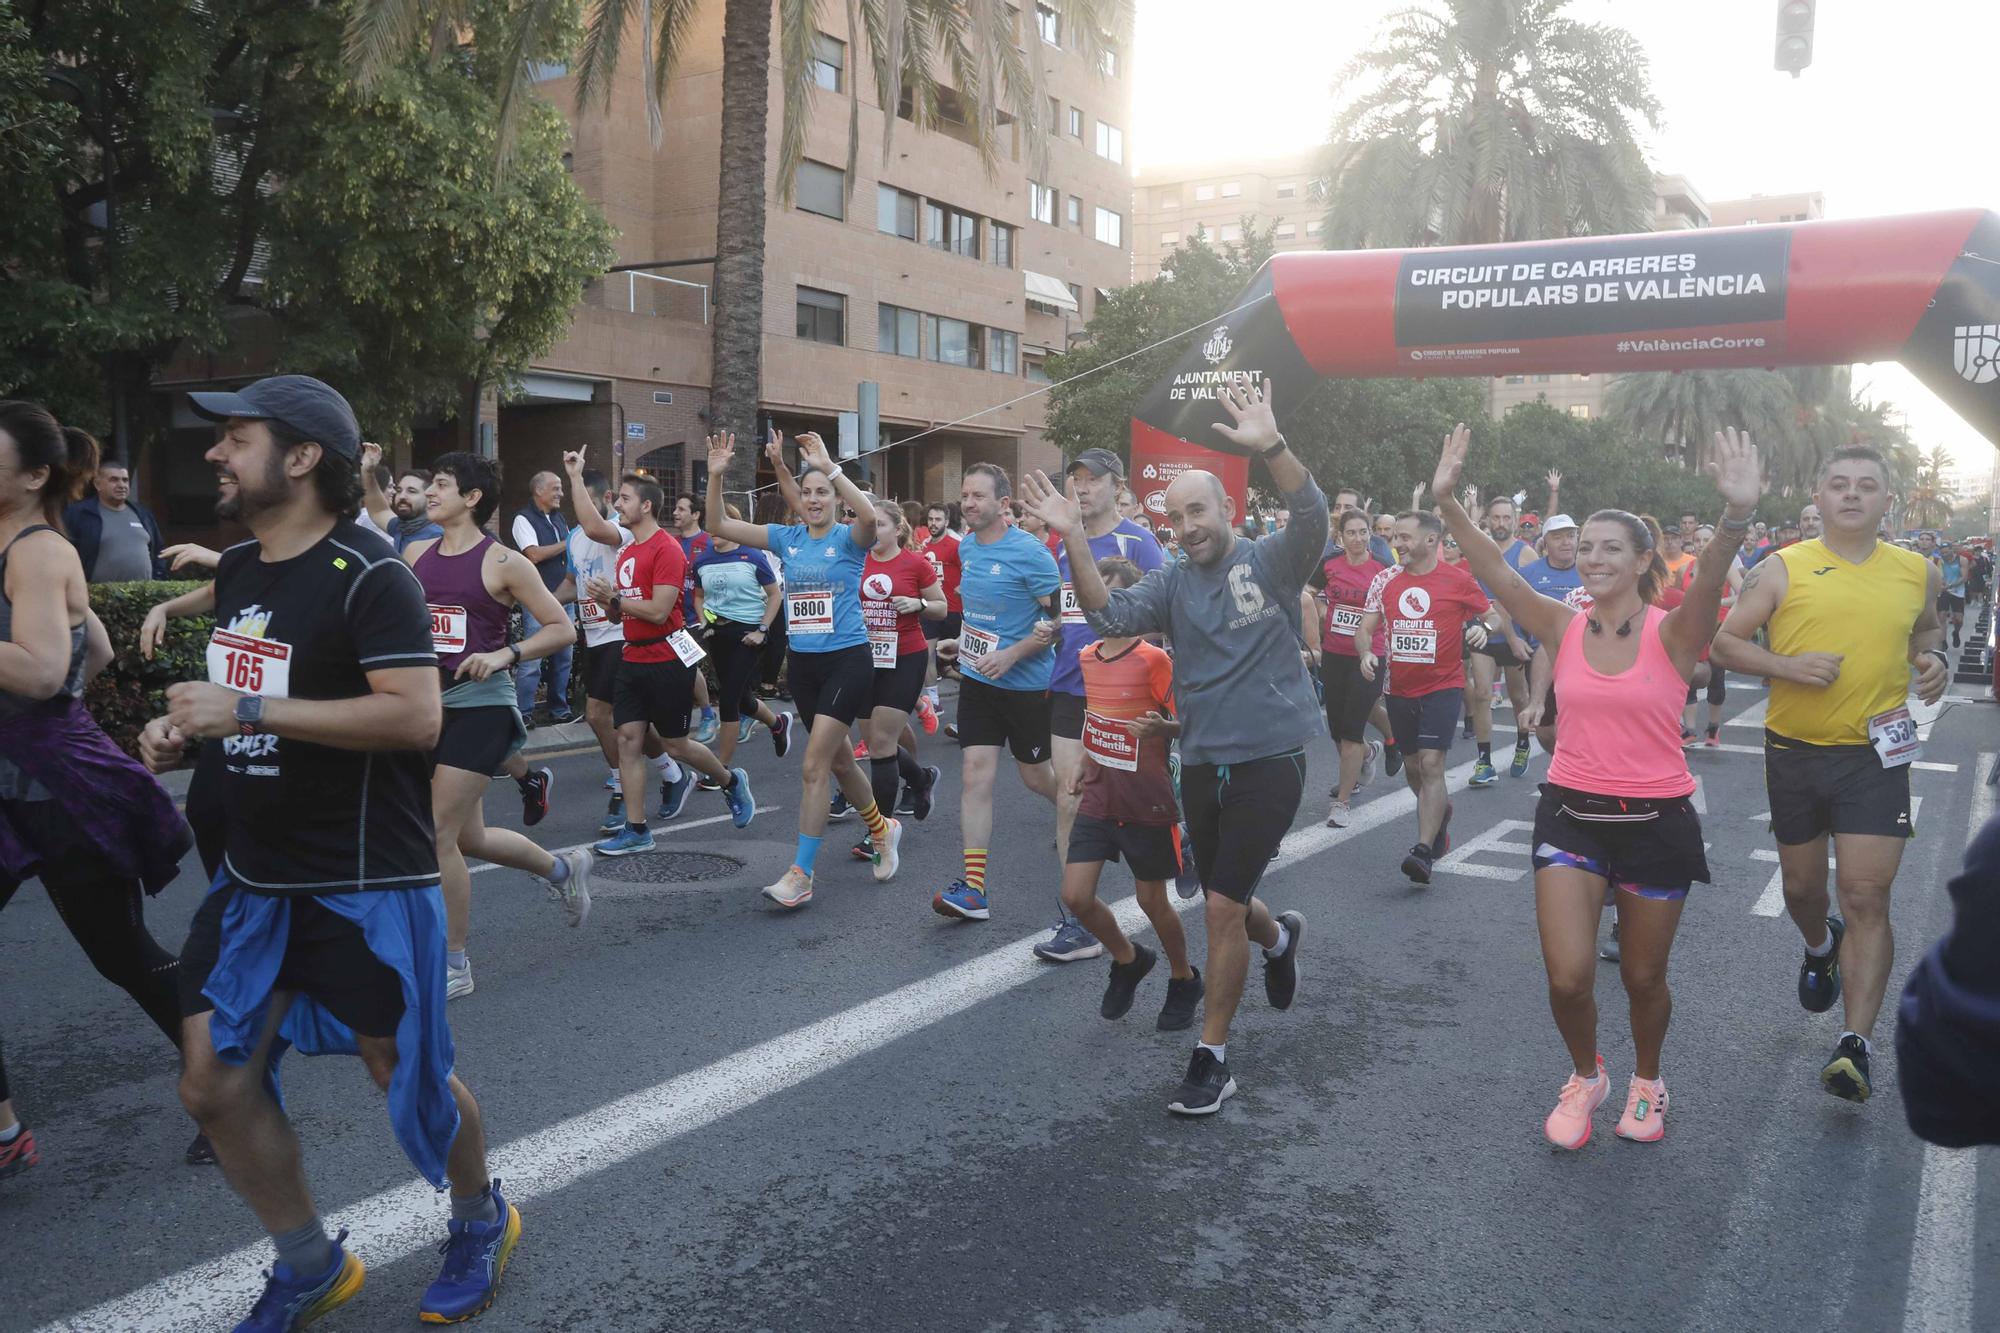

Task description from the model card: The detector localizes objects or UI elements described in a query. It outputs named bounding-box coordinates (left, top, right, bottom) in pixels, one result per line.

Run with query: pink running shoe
left=1544, top=1055, right=1609, bottom=1150
left=1615, top=1075, right=1668, bottom=1143
left=916, top=693, right=939, bottom=735
left=853, top=741, right=869, bottom=761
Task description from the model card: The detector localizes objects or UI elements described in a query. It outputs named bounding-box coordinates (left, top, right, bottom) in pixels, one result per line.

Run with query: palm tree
left=1905, top=445, right=1956, bottom=531
left=344, top=0, right=1126, bottom=484
left=1605, top=369, right=1797, bottom=471
left=1319, top=0, right=1661, bottom=248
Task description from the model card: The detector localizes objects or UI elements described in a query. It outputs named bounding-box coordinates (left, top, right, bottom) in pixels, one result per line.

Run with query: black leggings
left=760, top=607, right=790, bottom=690
left=1686, top=666, right=1727, bottom=708
left=707, top=619, right=768, bottom=723
left=0, top=819, right=183, bottom=1104
left=869, top=748, right=926, bottom=815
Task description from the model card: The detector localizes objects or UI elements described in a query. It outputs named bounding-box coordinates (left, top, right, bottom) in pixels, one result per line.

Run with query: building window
left=1275, top=182, right=1296, bottom=198
left=878, top=303, right=920, bottom=357
left=1274, top=224, right=1295, bottom=240
left=529, top=61, right=568, bottom=81
left=1035, top=2, right=1059, bottom=45
left=877, top=184, right=917, bottom=239
left=1093, top=207, right=1122, bottom=247
left=988, top=329, right=1019, bottom=375
left=1028, top=181, right=1055, bottom=224
left=1304, top=218, right=1322, bottom=235
left=1194, top=184, right=1215, bottom=202
left=1568, top=404, right=1590, bottom=419
left=795, top=160, right=844, bottom=219
left=1220, top=182, right=1241, bottom=198
left=1067, top=106, right=1083, bottom=138
left=1161, top=230, right=1180, bottom=244
left=1094, top=121, right=1123, bottom=164
left=796, top=287, right=845, bottom=345
left=1025, top=357, right=1051, bottom=384
left=1068, top=282, right=1084, bottom=315
left=926, top=314, right=979, bottom=368
left=1047, top=95, right=1060, bottom=128
left=1220, top=223, right=1242, bottom=242
left=925, top=201, right=981, bottom=258
left=1161, top=194, right=1178, bottom=210
left=1066, top=194, right=1082, bottom=227
left=989, top=221, right=1015, bottom=268
left=811, top=33, right=844, bottom=92
left=1100, top=45, right=1120, bottom=78
left=1533, top=374, right=1552, bottom=383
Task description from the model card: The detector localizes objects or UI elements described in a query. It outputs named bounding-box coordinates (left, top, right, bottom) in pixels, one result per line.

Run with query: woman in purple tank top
left=1434, top=424, right=1764, bottom=1152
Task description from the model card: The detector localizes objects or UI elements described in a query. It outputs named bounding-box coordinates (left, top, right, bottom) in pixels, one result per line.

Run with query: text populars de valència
left=1407, top=255, right=1770, bottom=312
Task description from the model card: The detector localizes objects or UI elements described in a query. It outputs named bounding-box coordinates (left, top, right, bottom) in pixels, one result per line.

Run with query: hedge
left=86, top=580, right=213, bottom=756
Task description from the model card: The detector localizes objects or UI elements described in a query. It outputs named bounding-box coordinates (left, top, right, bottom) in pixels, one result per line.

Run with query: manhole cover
left=591, top=851, right=745, bottom=884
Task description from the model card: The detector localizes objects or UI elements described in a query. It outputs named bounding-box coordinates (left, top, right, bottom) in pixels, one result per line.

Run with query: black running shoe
left=1436, top=801, right=1453, bottom=856
left=1263, top=910, right=1304, bottom=1010
left=1167, top=1047, right=1236, bottom=1116
left=1157, top=969, right=1203, bottom=1032
left=1820, top=1033, right=1872, bottom=1103
left=771, top=711, right=794, bottom=759
left=828, top=790, right=852, bottom=821
left=1797, top=915, right=1845, bottom=1014
left=1401, top=844, right=1434, bottom=885
left=518, top=766, right=553, bottom=827
left=912, top=766, right=941, bottom=822
left=849, top=837, right=874, bottom=862
left=1174, top=824, right=1201, bottom=900
left=185, top=1131, right=216, bottom=1166
left=1382, top=743, right=1404, bottom=778
left=1100, top=944, right=1157, bottom=1020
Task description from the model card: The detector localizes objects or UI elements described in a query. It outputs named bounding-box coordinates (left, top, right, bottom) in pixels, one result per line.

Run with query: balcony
left=581, top=269, right=711, bottom=323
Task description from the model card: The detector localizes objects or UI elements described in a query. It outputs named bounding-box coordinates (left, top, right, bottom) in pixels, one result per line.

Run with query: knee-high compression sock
left=896, top=747, right=924, bottom=787
left=963, top=848, right=988, bottom=892
left=870, top=757, right=900, bottom=815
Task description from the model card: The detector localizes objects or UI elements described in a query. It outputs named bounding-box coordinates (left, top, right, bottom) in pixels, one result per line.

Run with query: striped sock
left=857, top=800, right=889, bottom=843
left=963, top=848, right=988, bottom=892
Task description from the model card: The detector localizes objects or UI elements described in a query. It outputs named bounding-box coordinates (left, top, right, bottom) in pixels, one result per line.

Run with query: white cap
left=1542, top=513, right=1579, bottom=534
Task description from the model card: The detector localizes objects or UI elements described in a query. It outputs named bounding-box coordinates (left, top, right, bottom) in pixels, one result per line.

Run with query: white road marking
left=1750, top=797, right=1925, bottom=917
left=40, top=769, right=1476, bottom=1331
left=1691, top=775, right=1706, bottom=814
left=1695, top=740, right=1957, bottom=772
left=1432, top=818, right=1536, bottom=882
left=1722, top=696, right=1769, bottom=728
left=468, top=808, right=783, bottom=876
left=1900, top=756, right=1992, bottom=1333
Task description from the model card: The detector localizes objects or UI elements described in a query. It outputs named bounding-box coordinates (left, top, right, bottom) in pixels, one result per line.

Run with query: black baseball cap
left=1067, top=447, right=1125, bottom=480
left=188, top=375, right=362, bottom=460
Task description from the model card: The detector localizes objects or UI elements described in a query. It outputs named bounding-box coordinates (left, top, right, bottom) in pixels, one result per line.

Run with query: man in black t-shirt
left=139, top=375, right=522, bottom=1328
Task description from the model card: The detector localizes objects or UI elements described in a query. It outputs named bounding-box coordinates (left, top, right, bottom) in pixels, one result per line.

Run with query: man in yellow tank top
left=1713, top=445, right=1949, bottom=1106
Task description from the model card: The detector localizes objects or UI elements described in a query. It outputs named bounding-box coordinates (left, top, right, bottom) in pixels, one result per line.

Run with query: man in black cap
left=141, top=374, right=522, bottom=1327
left=1031, top=447, right=1170, bottom=964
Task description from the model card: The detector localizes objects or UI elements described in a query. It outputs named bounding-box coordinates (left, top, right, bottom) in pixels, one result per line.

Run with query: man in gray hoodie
left=1021, top=380, right=1324, bottom=1116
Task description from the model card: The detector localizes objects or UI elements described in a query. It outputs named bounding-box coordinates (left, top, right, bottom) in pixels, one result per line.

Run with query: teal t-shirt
left=765, top=522, right=869, bottom=652
left=694, top=546, right=774, bottom=626
left=959, top=525, right=1062, bottom=691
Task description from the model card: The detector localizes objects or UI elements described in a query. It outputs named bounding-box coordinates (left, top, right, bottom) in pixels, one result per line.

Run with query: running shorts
left=956, top=676, right=1052, bottom=764
left=1050, top=690, right=1088, bottom=742
left=868, top=648, right=930, bottom=717
left=924, top=611, right=963, bottom=643
left=788, top=644, right=875, bottom=727
left=1764, top=730, right=1914, bottom=844
left=432, top=704, right=519, bottom=776
left=1529, top=781, right=1710, bottom=896
left=1066, top=813, right=1180, bottom=881
left=1472, top=637, right=1525, bottom=668
left=1319, top=653, right=1382, bottom=745
left=1180, top=751, right=1306, bottom=905
left=1386, top=688, right=1462, bottom=753
left=1937, top=591, right=1966, bottom=615
left=580, top=640, right=623, bottom=704
left=179, top=880, right=406, bottom=1038
left=613, top=657, right=698, bottom=737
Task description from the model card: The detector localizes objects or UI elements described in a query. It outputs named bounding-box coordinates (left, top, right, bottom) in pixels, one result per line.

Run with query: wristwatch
left=234, top=695, right=265, bottom=736
left=1259, top=434, right=1289, bottom=460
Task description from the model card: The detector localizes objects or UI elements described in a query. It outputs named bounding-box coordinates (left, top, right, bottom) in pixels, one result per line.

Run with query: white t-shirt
left=568, top=520, right=632, bottom=648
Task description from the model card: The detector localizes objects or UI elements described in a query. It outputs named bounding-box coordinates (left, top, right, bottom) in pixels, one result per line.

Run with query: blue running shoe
left=419, top=1182, right=521, bottom=1324
left=594, top=825, right=655, bottom=857
left=1032, top=918, right=1104, bottom=962
left=827, top=789, right=852, bottom=821
left=738, top=715, right=757, bottom=745
left=1509, top=742, right=1532, bottom=779
left=723, top=767, right=756, bottom=828
left=234, top=1229, right=365, bottom=1332
left=657, top=767, right=695, bottom=820
left=691, top=707, right=720, bottom=745
left=1470, top=760, right=1499, bottom=787
left=933, top=879, right=989, bottom=920
left=598, top=794, right=625, bottom=832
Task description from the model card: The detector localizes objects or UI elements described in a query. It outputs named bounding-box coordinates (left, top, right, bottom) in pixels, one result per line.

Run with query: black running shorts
left=956, top=676, right=1052, bottom=763
left=788, top=645, right=875, bottom=727
left=1319, top=653, right=1382, bottom=745
left=1529, top=782, right=1711, bottom=892
left=1066, top=813, right=1180, bottom=881
left=1049, top=689, right=1088, bottom=742
left=1386, top=688, right=1462, bottom=753
left=923, top=611, right=962, bottom=643
left=1765, top=730, right=1914, bottom=844
left=614, top=656, right=698, bottom=737
left=870, top=649, right=930, bottom=717
left=1180, top=751, right=1305, bottom=905
left=580, top=640, right=623, bottom=704
left=179, top=881, right=406, bottom=1038
left=432, top=704, right=520, bottom=776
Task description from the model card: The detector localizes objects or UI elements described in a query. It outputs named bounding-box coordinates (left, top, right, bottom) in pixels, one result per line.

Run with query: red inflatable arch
left=1129, top=209, right=2000, bottom=524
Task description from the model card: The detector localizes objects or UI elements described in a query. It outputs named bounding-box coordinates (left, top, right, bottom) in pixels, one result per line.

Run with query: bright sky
left=1132, top=0, right=2000, bottom=477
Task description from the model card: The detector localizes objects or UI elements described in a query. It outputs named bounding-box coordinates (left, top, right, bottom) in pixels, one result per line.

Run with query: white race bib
left=579, top=597, right=608, bottom=629
left=787, top=588, right=833, bottom=635
left=1867, top=704, right=1921, bottom=768
left=667, top=628, right=707, bottom=667
left=1060, top=582, right=1085, bottom=625
left=961, top=623, right=999, bottom=659
left=207, top=629, right=293, bottom=699
left=1389, top=627, right=1438, bottom=664
left=428, top=604, right=468, bottom=657
left=870, top=631, right=898, bottom=668
left=1330, top=605, right=1364, bottom=638
left=1082, top=711, right=1139, bottom=771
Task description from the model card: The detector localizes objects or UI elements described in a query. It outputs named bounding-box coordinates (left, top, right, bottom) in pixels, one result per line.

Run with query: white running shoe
left=872, top=818, right=903, bottom=883
left=1326, top=798, right=1350, bottom=828
left=762, top=866, right=814, bottom=910
left=546, top=848, right=593, bottom=928
left=1358, top=740, right=1380, bottom=789
left=446, top=956, right=474, bottom=1001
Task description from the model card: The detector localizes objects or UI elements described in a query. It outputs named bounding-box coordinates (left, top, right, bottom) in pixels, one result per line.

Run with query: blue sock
left=546, top=855, right=570, bottom=884
left=795, top=833, right=823, bottom=875
left=447, top=950, right=467, bottom=970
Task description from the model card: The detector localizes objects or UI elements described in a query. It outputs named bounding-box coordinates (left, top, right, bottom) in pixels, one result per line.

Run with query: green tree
left=1478, top=401, right=1717, bottom=523
left=1905, top=445, right=1956, bottom=531
left=1320, top=0, right=1660, bottom=248
left=347, top=0, right=1128, bottom=486
left=1604, top=369, right=1796, bottom=471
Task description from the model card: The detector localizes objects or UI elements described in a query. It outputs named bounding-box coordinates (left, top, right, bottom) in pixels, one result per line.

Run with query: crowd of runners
left=0, top=369, right=1978, bottom=1328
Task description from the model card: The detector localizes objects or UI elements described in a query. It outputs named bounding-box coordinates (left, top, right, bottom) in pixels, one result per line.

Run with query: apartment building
left=1130, top=150, right=1321, bottom=280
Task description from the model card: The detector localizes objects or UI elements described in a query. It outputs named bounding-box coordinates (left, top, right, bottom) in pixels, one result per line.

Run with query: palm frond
left=345, top=0, right=430, bottom=90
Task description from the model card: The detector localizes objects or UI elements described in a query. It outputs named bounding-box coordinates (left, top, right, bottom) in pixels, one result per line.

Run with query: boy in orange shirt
left=1059, top=558, right=1203, bottom=1030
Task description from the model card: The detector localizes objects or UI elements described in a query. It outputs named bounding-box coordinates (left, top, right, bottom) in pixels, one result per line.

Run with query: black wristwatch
left=234, top=695, right=265, bottom=736
left=1258, top=434, right=1289, bottom=460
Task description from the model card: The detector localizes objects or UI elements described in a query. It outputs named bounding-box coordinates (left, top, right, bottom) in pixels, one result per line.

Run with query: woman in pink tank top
left=1433, top=424, right=1765, bottom=1151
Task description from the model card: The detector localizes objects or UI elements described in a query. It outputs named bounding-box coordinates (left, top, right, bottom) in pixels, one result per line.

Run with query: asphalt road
left=4, top=680, right=1997, bottom=1332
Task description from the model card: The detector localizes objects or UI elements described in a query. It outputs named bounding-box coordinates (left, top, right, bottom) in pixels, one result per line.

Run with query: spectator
left=1897, top=810, right=2000, bottom=1147
left=1799, top=503, right=1823, bottom=541
left=1116, top=487, right=1143, bottom=524
left=510, top=470, right=574, bottom=724
left=63, top=442, right=165, bottom=583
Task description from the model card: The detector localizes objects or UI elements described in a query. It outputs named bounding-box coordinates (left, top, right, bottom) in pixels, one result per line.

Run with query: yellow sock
left=858, top=800, right=889, bottom=842
left=963, top=848, right=987, bottom=892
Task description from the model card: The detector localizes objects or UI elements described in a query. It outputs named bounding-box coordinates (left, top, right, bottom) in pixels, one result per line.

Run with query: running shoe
left=517, top=766, right=553, bottom=827
left=933, top=879, right=989, bottom=920
left=691, top=708, right=720, bottom=745
left=895, top=786, right=917, bottom=816
left=1703, top=728, right=1720, bottom=748
left=1821, top=1033, right=1872, bottom=1103
left=916, top=693, right=939, bottom=735
left=852, top=741, right=869, bottom=761
left=696, top=773, right=722, bottom=792
left=603, top=771, right=619, bottom=790
left=1263, top=910, right=1304, bottom=1010
left=771, top=711, right=795, bottom=759
left=1100, top=944, right=1157, bottom=1020
left=1461, top=715, right=1475, bottom=740
left=849, top=837, right=875, bottom=862
left=1509, top=742, right=1532, bottom=778
left=828, top=790, right=852, bottom=821
left=657, top=767, right=695, bottom=820
left=872, top=818, right=903, bottom=883
left=419, top=1182, right=521, bottom=1324
left=446, top=956, right=475, bottom=1001
left=1437, top=801, right=1454, bottom=855
left=1174, top=827, right=1201, bottom=900
left=1615, top=1075, right=1669, bottom=1143
left=761, top=866, right=814, bottom=910
left=1679, top=727, right=1700, bottom=749
left=1167, top=1047, right=1236, bottom=1116
left=912, top=766, right=941, bottom=822
left=1470, top=759, right=1498, bottom=787
left=1157, top=970, right=1203, bottom=1032
left=1544, top=1055, right=1609, bottom=1150
left=186, top=1131, right=216, bottom=1166
left=594, top=825, right=655, bottom=857
left=1400, top=844, right=1434, bottom=885
left=722, top=768, right=756, bottom=828
left=1034, top=918, right=1104, bottom=962
left=945, top=722, right=959, bottom=740
left=234, top=1229, right=365, bottom=1332
left=1599, top=918, right=1621, bottom=963
left=546, top=708, right=575, bottom=726
left=738, top=716, right=757, bottom=745
left=598, top=794, right=625, bottom=832
left=1325, top=797, right=1350, bottom=829
left=543, top=848, right=592, bottom=928
left=1382, top=743, right=1404, bottom=778
left=1797, top=915, right=1845, bottom=1013
left=1358, top=739, right=1380, bottom=787
left=0, top=1125, right=37, bottom=1182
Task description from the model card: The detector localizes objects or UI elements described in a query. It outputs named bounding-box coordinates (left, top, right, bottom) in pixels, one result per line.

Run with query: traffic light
left=1775, top=0, right=1815, bottom=78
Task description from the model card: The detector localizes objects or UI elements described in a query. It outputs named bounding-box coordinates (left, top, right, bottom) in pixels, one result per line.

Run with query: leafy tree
left=1477, top=401, right=1717, bottom=524
left=1905, top=445, right=1956, bottom=531
left=1320, top=0, right=1660, bottom=248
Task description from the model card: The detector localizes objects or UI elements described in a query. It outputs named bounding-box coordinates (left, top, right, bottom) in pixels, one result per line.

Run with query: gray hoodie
left=1083, top=476, right=1329, bottom=766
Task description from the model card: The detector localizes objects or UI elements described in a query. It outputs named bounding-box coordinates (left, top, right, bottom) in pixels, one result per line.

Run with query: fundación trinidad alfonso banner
left=1131, top=209, right=2000, bottom=517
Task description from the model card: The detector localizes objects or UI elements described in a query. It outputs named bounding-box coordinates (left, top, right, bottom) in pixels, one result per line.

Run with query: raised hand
left=1018, top=468, right=1081, bottom=538
left=796, top=431, right=835, bottom=474
left=1546, top=468, right=1563, bottom=490
left=1410, top=480, right=1427, bottom=510
left=1431, top=422, right=1472, bottom=501
left=706, top=431, right=736, bottom=474
left=562, top=447, right=588, bottom=476
left=360, top=441, right=382, bottom=474
left=765, top=426, right=785, bottom=467
left=1705, top=427, right=1764, bottom=514
left=1210, top=379, right=1281, bottom=455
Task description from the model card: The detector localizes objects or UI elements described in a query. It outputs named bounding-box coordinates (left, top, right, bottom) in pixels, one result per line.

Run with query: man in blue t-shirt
left=934, top=462, right=1062, bottom=924
left=1036, top=448, right=1166, bottom=963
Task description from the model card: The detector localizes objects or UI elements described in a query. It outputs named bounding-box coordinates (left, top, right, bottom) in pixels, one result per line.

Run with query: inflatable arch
left=1128, top=209, right=2000, bottom=519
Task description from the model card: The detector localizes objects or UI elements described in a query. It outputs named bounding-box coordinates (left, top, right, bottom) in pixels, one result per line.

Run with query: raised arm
left=763, top=428, right=805, bottom=525
left=562, top=447, right=621, bottom=548
left=1431, top=424, right=1571, bottom=648
left=359, top=441, right=395, bottom=534
left=703, top=432, right=772, bottom=549
left=1208, top=381, right=1329, bottom=589
left=1020, top=468, right=1169, bottom=638
left=793, top=431, right=875, bottom=547
left=1661, top=428, right=1760, bottom=669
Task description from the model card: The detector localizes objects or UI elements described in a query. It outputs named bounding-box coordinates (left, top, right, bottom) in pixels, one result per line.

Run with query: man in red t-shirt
left=1357, top=509, right=1491, bottom=883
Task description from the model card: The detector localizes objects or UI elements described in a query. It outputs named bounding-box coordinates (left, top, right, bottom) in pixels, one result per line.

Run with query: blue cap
left=188, top=375, right=361, bottom=460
